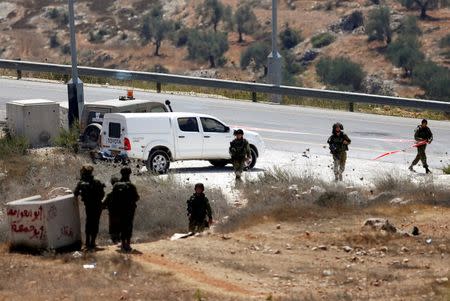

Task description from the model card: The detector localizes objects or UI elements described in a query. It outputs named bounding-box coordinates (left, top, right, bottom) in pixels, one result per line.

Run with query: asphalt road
left=1, top=77, right=449, bottom=168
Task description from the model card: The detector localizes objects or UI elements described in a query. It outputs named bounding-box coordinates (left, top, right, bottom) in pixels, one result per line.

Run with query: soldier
left=187, top=183, right=213, bottom=233
left=229, top=129, right=251, bottom=180
left=74, top=165, right=105, bottom=250
left=102, top=175, right=121, bottom=244
left=115, top=167, right=140, bottom=252
left=327, top=123, right=351, bottom=181
left=409, top=119, right=433, bottom=174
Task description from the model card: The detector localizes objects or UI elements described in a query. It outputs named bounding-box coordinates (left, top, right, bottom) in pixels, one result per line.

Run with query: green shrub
left=279, top=25, right=303, bottom=49
left=443, top=165, right=450, bottom=174
left=386, top=35, right=424, bottom=76
left=365, top=6, right=392, bottom=44
left=54, top=125, right=80, bottom=153
left=440, top=34, right=450, bottom=48
left=240, top=42, right=270, bottom=70
left=0, top=133, right=29, bottom=157
left=187, top=30, right=229, bottom=68
left=311, top=32, right=336, bottom=48
left=316, top=56, right=366, bottom=91
left=412, top=61, right=450, bottom=100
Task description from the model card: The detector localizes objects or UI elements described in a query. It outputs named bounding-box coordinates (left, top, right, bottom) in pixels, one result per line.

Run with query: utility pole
left=267, top=0, right=282, bottom=103
left=67, top=0, right=84, bottom=128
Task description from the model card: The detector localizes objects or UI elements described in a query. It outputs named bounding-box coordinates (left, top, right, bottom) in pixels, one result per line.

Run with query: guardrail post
left=156, top=82, right=161, bottom=93
left=348, top=102, right=354, bottom=112
left=252, top=91, right=257, bottom=102
left=16, top=58, right=22, bottom=80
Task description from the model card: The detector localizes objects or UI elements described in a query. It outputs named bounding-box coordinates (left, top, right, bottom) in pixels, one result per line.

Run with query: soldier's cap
left=194, top=183, right=205, bottom=191
left=234, top=129, right=244, bottom=135
left=422, top=119, right=428, bottom=124
left=80, top=164, right=94, bottom=175
left=120, top=166, right=132, bottom=176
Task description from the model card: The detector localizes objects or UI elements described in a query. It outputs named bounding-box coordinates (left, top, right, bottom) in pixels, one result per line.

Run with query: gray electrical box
left=6, top=99, right=60, bottom=147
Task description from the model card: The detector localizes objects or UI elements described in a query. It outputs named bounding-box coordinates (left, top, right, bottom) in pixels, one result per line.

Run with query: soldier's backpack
left=78, top=180, right=105, bottom=205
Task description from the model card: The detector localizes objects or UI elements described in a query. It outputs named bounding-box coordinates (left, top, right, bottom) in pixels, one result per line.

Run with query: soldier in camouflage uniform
left=409, top=119, right=433, bottom=174
left=115, top=167, right=140, bottom=252
left=187, top=183, right=213, bottom=233
left=229, top=129, right=251, bottom=180
left=103, top=175, right=121, bottom=244
left=327, top=123, right=351, bottom=181
left=74, top=165, right=105, bottom=250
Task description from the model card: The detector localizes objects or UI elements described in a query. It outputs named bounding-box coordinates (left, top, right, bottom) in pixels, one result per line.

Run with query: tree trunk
left=213, top=22, right=218, bottom=32
left=209, top=55, right=216, bottom=68
left=420, top=5, right=427, bottom=19
left=154, top=41, right=161, bottom=56
left=386, top=34, right=391, bottom=44
left=238, top=31, right=243, bottom=43
left=414, top=0, right=429, bottom=19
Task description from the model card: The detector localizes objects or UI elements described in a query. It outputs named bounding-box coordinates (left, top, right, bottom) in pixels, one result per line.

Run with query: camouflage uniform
left=103, top=176, right=121, bottom=243
left=74, top=165, right=105, bottom=249
left=410, top=121, right=433, bottom=173
left=187, top=184, right=212, bottom=233
left=229, top=130, right=251, bottom=179
left=115, top=167, right=140, bottom=252
left=327, top=123, right=351, bottom=181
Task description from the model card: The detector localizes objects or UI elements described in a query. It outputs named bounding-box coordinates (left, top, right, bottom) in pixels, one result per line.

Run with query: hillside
left=0, top=0, right=449, bottom=99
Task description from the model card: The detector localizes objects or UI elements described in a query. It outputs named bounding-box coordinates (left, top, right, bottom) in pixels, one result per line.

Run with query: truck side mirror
left=225, top=126, right=230, bottom=132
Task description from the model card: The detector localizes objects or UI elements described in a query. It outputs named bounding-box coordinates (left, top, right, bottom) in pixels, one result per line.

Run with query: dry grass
left=0, top=151, right=231, bottom=244
left=218, top=169, right=450, bottom=233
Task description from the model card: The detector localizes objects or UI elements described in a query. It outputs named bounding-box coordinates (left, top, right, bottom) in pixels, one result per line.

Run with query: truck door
left=103, top=119, right=125, bottom=155
left=175, top=117, right=203, bottom=159
left=200, top=117, right=232, bottom=159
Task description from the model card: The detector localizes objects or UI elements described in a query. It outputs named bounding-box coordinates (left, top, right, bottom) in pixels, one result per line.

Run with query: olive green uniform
left=187, top=193, right=212, bottom=233
left=327, top=132, right=351, bottom=181
left=229, top=138, right=251, bottom=178
left=410, top=125, right=433, bottom=172
left=74, top=174, right=105, bottom=249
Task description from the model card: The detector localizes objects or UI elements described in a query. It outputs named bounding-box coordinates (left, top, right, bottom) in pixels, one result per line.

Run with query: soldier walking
left=229, top=129, right=251, bottom=180
left=74, top=165, right=105, bottom=250
left=409, top=119, right=433, bottom=174
left=187, top=183, right=213, bottom=233
left=327, top=123, right=351, bottom=181
left=103, top=175, right=121, bottom=244
left=115, top=167, right=140, bottom=252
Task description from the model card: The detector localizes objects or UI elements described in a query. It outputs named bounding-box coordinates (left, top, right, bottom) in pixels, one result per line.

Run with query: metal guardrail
left=1, top=59, right=449, bottom=111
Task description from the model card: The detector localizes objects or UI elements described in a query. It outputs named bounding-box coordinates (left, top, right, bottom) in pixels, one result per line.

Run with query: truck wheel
left=209, top=160, right=229, bottom=168
left=245, top=148, right=258, bottom=170
left=83, top=125, right=101, bottom=149
left=147, top=150, right=170, bottom=174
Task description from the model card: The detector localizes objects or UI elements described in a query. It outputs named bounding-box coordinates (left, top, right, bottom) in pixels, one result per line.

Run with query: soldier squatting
left=74, top=119, right=434, bottom=251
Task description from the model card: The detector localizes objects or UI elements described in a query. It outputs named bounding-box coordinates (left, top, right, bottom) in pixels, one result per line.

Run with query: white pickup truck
left=100, top=112, right=264, bottom=173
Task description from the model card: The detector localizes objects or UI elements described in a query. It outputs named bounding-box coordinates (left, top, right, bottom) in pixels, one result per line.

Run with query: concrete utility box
left=6, top=194, right=81, bottom=250
left=6, top=99, right=60, bottom=147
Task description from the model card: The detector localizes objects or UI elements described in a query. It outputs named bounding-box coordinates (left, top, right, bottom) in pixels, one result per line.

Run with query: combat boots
left=425, top=167, right=432, bottom=174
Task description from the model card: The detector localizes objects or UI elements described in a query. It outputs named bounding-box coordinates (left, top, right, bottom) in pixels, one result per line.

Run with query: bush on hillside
left=311, top=32, right=336, bottom=48
left=316, top=56, right=366, bottom=91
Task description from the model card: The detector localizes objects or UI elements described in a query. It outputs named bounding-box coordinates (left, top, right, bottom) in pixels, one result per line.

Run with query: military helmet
left=421, top=119, right=428, bottom=125
left=332, top=122, right=344, bottom=133
left=234, top=129, right=244, bottom=135
left=194, top=183, right=205, bottom=191
left=120, top=166, right=132, bottom=176
left=80, top=164, right=94, bottom=176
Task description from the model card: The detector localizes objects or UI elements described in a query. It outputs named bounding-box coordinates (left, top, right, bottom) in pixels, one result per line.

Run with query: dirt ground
left=1, top=204, right=449, bottom=300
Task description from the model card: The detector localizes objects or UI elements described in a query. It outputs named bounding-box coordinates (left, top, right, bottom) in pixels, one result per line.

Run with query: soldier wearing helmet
left=187, top=183, right=213, bottom=233
left=110, top=166, right=140, bottom=252
left=229, top=129, right=251, bottom=180
left=409, top=119, right=433, bottom=174
left=327, top=123, right=351, bottom=181
left=74, top=164, right=105, bottom=250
